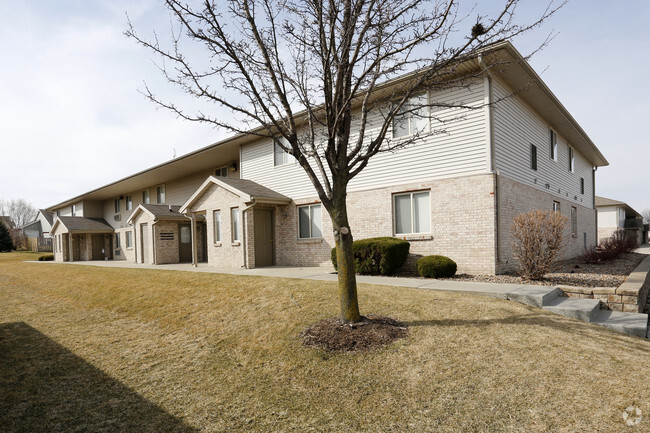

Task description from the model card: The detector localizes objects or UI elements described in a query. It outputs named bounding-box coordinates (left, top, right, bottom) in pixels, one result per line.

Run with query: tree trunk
left=331, top=192, right=362, bottom=323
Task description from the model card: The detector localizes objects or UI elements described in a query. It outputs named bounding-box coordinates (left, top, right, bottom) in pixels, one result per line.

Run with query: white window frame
left=568, top=146, right=574, bottom=172
left=298, top=204, right=323, bottom=239
left=392, top=93, right=430, bottom=139
left=553, top=201, right=561, bottom=213
left=231, top=207, right=240, bottom=242
left=115, top=232, right=121, bottom=249
left=125, top=195, right=133, bottom=211
left=549, top=129, right=558, bottom=161
left=213, top=210, right=221, bottom=243
left=393, top=191, right=431, bottom=235
left=571, top=206, right=577, bottom=236
left=156, top=185, right=166, bottom=204
left=126, top=231, right=133, bottom=248
left=273, top=138, right=293, bottom=167
left=71, top=204, right=76, bottom=217
left=142, top=189, right=150, bottom=204
left=114, top=198, right=121, bottom=213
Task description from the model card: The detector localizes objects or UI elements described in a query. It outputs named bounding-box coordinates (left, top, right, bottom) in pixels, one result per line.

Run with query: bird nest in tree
left=300, top=315, right=408, bottom=352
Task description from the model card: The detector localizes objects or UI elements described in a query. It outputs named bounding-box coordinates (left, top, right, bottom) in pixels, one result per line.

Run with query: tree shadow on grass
left=0, top=322, right=199, bottom=433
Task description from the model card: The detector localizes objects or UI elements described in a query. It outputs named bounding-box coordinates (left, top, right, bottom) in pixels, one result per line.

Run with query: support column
left=190, top=213, right=197, bottom=267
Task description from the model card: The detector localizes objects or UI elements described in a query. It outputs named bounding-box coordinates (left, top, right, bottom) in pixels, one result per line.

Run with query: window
left=142, top=189, right=150, bottom=204
left=115, top=233, right=121, bottom=249
left=114, top=198, right=121, bottom=213
left=549, top=129, right=557, bottom=161
left=231, top=208, right=240, bottom=242
left=553, top=201, right=560, bottom=213
left=215, top=166, right=228, bottom=177
left=394, top=191, right=431, bottom=234
left=392, top=94, right=429, bottom=138
left=530, top=144, right=537, bottom=171
left=125, top=195, right=133, bottom=211
left=571, top=206, right=577, bottom=236
left=298, top=204, right=322, bottom=239
left=126, top=231, right=133, bottom=248
left=273, top=139, right=292, bottom=166
left=156, top=185, right=166, bottom=204
left=580, top=178, right=585, bottom=194
left=568, top=146, right=574, bottom=172
left=71, top=204, right=76, bottom=217
left=213, top=210, right=221, bottom=243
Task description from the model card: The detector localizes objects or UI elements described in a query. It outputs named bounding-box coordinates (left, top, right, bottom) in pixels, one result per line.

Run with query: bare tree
left=127, top=0, right=563, bottom=323
left=642, top=208, right=650, bottom=224
left=0, top=199, right=38, bottom=229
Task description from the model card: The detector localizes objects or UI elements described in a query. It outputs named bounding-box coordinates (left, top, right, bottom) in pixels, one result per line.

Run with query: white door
left=141, top=223, right=151, bottom=264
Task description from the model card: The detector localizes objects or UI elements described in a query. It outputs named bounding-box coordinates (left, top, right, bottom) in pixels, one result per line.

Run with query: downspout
left=478, top=54, right=500, bottom=270
left=240, top=199, right=257, bottom=269
left=592, top=166, right=597, bottom=246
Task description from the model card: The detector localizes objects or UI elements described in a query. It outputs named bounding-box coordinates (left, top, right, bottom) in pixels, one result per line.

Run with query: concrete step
left=506, top=286, right=563, bottom=308
left=590, top=310, right=649, bottom=338
left=541, top=297, right=603, bottom=323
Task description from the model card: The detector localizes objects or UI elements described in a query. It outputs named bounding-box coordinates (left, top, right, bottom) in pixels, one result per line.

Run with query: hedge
left=38, top=254, right=54, bottom=261
left=331, top=237, right=410, bottom=275
left=417, top=255, right=457, bottom=278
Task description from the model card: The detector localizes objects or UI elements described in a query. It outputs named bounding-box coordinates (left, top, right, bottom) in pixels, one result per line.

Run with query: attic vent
left=114, top=214, right=121, bottom=221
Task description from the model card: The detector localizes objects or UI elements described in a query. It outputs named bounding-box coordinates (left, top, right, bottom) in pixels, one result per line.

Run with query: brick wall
left=154, top=221, right=180, bottom=264
left=497, top=175, right=596, bottom=273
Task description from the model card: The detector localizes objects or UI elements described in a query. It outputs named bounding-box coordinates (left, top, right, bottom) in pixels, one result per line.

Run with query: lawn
left=1, top=252, right=648, bottom=432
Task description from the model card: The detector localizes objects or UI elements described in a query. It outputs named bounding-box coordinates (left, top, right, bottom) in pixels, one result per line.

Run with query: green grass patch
left=0, top=252, right=648, bottom=432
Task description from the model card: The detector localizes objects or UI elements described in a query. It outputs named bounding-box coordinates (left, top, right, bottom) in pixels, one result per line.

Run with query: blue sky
left=0, top=0, right=648, bottom=214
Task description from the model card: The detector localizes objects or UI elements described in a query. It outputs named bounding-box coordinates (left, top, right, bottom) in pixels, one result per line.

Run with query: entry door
left=141, top=223, right=151, bottom=264
left=254, top=209, right=274, bottom=267
left=91, top=234, right=105, bottom=260
left=179, top=224, right=192, bottom=263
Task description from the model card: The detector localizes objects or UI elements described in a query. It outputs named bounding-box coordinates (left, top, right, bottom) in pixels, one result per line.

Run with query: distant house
left=46, top=41, right=608, bottom=274
left=595, top=196, right=645, bottom=245
left=22, top=209, right=55, bottom=238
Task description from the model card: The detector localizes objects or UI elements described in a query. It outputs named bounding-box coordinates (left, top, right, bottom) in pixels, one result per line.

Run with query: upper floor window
left=114, top=198, right=121, bottom=213
left=298, top=204, right=322, bottom=239
left=580, top=178, right=585, bottom=194
left=394, top=191, right=430, bottom=235
left=392, top=94, right=429, bottom=138
left=549, top=129, right=557, bottom=161
left=142, top=189, right=150, bottom=204
left=553, top=201, right=560, bottom=213
left=125, top=195, right=133, bottom=211
left=156, top=185, right=166, bottom=204
left=71, top=204, right=76, bottom=217
left=231, top=208, right=240, bottom=242
left=273, top=138, right=293, bottom=166
left=568, top=146, right=574, bottom=172
left=215, top=166, right=228, bottom=177
left=530, top=144, right=537, bottom=171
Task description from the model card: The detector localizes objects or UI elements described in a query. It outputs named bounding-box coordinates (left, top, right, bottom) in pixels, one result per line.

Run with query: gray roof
left=139, top=204, right=189, bottom=220
left=57, top=217, right=114, bottom=233
left=595, top=196, right=625, bottom=207
left=39, top=209, right=55, bottom=225
left=217, top=177, right=291, bottom=202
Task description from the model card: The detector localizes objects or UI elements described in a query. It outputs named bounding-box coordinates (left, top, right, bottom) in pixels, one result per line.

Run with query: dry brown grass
left=1, top=251, right=649, bottom=432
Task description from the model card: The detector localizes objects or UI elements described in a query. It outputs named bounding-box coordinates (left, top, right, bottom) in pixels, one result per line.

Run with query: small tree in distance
left=0, top=222, right=15, bottom=252
left=511, top=210, right=567, bottom=280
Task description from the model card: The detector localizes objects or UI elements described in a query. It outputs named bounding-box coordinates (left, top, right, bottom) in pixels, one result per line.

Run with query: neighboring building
left=22, top=209, right=55, bottom=238
left=47, top=41, right=608, bottom=274
left=595, top=196, right=645, bottom=245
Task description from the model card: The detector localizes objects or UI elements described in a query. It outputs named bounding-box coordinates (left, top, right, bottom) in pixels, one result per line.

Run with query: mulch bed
left=301, top=315, right=409, bottom=352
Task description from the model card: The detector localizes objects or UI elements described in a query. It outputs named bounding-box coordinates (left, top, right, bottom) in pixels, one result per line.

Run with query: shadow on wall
left=0, top=322, right=198, bottom=433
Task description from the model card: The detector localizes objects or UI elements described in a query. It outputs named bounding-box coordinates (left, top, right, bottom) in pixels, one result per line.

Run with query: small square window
left=298, top=204, right=322, bottom=239
left=273, top=139, right=293, bottom=166
left=215, top=167, right=228, bottom=177
left=392, top=94, right=429, bottom=138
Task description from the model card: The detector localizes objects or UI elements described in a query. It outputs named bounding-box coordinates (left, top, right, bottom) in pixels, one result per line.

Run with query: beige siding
left=241, top=80, right=488, bottom=199
left=82, top=200, right=103, bottom=218
left=492, top=78, right=594, bottom=209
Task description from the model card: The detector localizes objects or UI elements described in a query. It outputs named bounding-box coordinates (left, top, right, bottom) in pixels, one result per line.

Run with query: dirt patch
left=301, top=315, right=408, bottom=352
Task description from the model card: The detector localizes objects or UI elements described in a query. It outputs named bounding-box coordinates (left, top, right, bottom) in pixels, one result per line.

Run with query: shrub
left=583, top=229, right=638, bottom=263
left=331, top=237, right=410, bottom=275
left=38, top=254, right=54, bottom=261
left=417, top=255, right=457, bottom=278
left=511, top=210, right=568, bottom=280
left=0, top=222, right=15, bottom=252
